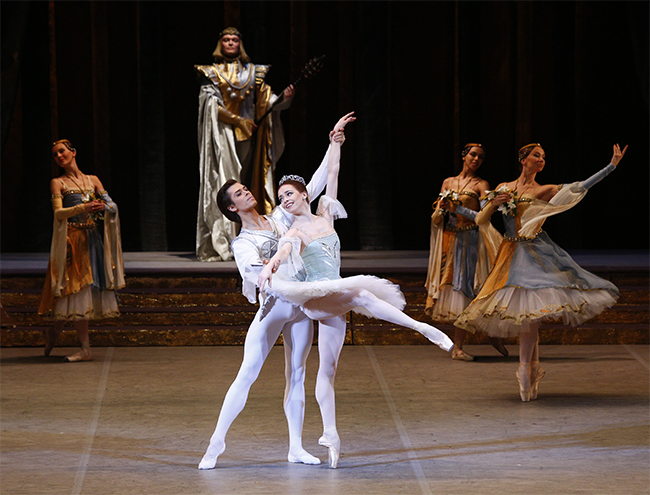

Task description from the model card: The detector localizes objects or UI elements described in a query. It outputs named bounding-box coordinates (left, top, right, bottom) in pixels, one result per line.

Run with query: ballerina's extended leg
left=347, top=290, right=453, bottom=351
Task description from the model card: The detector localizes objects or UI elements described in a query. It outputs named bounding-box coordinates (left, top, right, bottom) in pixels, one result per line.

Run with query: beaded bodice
left=449, top=190, right=480, bottom=228
left=502, top=196, right=534, bottom=237
left=298, top=231, right=341, bottom=282
left=61, top=189, right=94, bottom=224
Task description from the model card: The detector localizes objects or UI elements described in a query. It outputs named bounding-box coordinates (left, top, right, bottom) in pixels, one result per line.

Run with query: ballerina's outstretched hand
left=329, top=112, right=356, bottom=141
left=611, top=143, right=627, bottom=167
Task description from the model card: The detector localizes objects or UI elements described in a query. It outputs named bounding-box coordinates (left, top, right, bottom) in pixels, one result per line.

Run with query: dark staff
left=254, top=55, right=326, bottom=126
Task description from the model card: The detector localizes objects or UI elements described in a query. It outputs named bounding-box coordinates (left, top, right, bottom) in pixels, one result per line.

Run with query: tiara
left=279, top=175, right=306, bottom=187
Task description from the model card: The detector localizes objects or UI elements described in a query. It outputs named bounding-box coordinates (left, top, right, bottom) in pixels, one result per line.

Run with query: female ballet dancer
left=38, top=139, right=124, bottom=362
left=425, top=143, right=506, bottom=361
left=455, top=143, right=625, bottom=401
left=258, top=113, right=454, bottom=468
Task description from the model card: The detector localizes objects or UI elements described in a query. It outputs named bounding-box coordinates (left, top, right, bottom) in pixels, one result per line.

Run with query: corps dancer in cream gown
left=425, top=143, right=506, bottom=361
left=38, top=139, right=124, bottom=362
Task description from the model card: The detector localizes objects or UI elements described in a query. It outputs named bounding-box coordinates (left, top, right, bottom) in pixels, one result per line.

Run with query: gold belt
left=445, top=224, right=478, bottom=232
left=504, top=230, right=542, bottom=242
left=68, top=222, right=96, bottom=230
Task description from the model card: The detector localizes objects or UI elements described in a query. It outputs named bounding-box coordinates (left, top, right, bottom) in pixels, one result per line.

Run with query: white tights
left=309, top=289, right=452, bottom=434
left=315, top=315, right=346, bottom=429
left=199, top=299, right=315, bottom=468
left=303, top=289, right=452, bottom=350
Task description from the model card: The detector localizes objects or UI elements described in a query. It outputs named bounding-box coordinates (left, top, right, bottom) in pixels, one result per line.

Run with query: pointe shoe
left=492, top=340, right=509, bottom=357
left=451, top=348, right=475, bottom=361
left=198, top=441, right=226, bottom=470
left=530, top=366, right=546, bottom=401
left=288, top=449, right=321, bottom=465
left=415, top=323, right=454, bottom=352
left=63, top=348, right=92, bottom=362
left=516, top=364, right=532, bottom=402
left=318, top=427, right=340, bottom=469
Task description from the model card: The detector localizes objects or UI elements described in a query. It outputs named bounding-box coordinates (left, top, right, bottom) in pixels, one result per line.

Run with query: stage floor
left=1, top=344, right=648, bottom=494
left=1, top=250, right=648, bottom=275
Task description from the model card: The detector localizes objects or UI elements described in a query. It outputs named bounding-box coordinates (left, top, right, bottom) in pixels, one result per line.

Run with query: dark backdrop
left=2, top=1, right=648, bottom=254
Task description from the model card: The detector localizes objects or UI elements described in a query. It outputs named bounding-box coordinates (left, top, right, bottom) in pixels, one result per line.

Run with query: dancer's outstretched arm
left=324, top=112, right=355, bottom=204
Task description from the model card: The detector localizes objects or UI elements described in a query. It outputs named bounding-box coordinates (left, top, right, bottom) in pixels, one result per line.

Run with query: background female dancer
left=455, top=143, right=626, bottom=401
left=38, top=139, right=124, bottom=362
left=198, top=127, right=342, bottom=470
left=258, top=113, right=454, bottom=468
left=425, top=143, right=506, bottom=361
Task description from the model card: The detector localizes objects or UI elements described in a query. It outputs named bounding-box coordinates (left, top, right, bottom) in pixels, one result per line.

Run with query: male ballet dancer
left=198, top=134, right=342, bottom=469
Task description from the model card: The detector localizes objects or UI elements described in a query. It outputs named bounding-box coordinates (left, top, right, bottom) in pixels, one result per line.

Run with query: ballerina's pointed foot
left=516, top=364, right=532, bottom=402
left=198, top=441, right=226, bottom=470
left=288, top=448, right=321, bottom=465
left=318, top=427, right=340, bottom=469
left=415, top=323, right=454, bottom=352
left=530, top=366, right=546, bottom=401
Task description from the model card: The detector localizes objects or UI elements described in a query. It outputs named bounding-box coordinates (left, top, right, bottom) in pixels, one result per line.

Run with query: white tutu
left=264, top=274, right=406, bottom=321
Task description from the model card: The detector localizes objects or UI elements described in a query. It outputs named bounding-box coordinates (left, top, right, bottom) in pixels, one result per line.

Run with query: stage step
left=1, top=271, right=648, bottom=347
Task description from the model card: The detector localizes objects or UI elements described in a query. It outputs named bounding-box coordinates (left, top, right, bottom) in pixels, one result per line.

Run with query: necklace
left=65, top=173, right=88, bottom=192
left=514, top=179, right=535, bottom=198
left=456, top=175, right=476, bottom=193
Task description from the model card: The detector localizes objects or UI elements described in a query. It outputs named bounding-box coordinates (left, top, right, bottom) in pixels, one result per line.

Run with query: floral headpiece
left=279, top=175, right=306, bottom=187
left=461, top=143, right=485, bottom=158
left=518, top=143, right=542, bottom=162
left=52, top=139, right=75, bottom=152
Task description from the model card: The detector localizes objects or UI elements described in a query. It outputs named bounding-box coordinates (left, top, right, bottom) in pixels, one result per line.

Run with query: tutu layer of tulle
left=43, top=285, right=120, bottom=321
left=425, top=285, right=472, bottom=323
left=454, top=286, right=618, bottom=337
left=265, top=274, right=406, bottom=320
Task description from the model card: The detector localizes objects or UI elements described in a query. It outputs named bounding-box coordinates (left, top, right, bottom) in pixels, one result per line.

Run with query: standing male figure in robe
left=195, top=27, right=294, bottom=261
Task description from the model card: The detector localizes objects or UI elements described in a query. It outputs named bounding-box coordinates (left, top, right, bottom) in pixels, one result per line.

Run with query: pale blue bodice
left=63, top=192, right=88, bottom=224
left=298, top=231, right=341, bottom=282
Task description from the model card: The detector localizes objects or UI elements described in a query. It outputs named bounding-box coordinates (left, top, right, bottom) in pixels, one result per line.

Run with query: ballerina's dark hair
left=278, top=175, right=309, bottom=201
